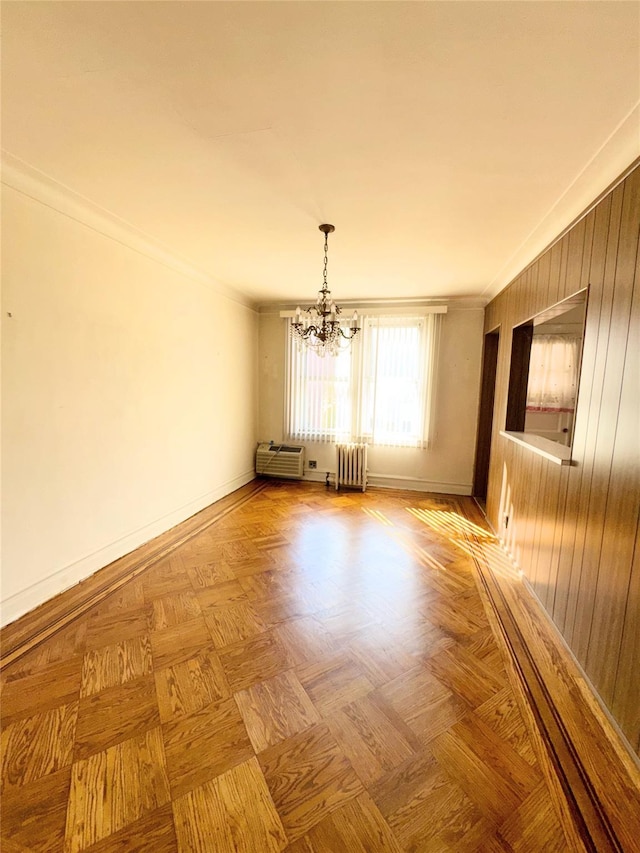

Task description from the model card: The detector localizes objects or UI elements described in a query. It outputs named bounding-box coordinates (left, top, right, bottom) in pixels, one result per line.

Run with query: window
left=505, top=290, right=586, bottom=449
left=285, top=313, right=442, bottom=448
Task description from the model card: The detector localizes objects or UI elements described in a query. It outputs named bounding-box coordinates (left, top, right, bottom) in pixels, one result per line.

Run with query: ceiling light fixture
left=292, top=224, right=360, bottom=356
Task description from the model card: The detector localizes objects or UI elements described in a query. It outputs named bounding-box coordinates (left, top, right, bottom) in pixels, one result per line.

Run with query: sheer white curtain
left=526, top=334, right=581, bottom=412
left=285, top=313, right=441, bottom=447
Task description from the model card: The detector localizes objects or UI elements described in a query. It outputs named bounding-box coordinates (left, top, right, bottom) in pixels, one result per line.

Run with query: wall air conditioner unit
left=255, top=443, right=304, bottom=479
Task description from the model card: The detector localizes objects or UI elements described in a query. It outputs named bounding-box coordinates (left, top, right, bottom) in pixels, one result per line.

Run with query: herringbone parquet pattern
left=1, top=483, right=568, bottom=852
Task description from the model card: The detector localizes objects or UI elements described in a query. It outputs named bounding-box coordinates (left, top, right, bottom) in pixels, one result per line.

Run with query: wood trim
left=463, top=498, right=640, bottom=853
left=473, top=328, right=500, bottom=500
left=500, top=430, right=573, bottom=465
left=505, top=322, right=533, bottom=432
left=0, top=480, right=268, bottom=670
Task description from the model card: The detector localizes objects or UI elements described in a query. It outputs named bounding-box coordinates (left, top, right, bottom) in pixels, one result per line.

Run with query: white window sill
left=500, top=431, right=573, bottom=465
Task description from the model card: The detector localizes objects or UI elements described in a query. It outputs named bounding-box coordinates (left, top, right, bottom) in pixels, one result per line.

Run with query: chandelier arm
left=337, top=327, right=359, bottom=340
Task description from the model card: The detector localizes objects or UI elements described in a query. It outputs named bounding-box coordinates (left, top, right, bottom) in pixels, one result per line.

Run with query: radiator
left=256, top=443, right=304, bottom=479
left=335, top=443, right=368, bottom=492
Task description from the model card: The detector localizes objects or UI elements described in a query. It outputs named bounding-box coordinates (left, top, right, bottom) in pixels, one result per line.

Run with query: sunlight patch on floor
left=453, top=538, right=522, bottom=581
left=361, top=508, right=395, bottom=527
left=407, top=507, right=495, bottom=541
left=403, top=507, right=523, bottom=580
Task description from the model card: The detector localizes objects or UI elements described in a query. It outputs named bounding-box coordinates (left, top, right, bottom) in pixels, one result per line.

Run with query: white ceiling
left=2, top=2, right=639, bottom=307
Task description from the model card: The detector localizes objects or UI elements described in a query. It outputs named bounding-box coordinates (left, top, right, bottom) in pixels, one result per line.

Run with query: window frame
left=503, top=288, right=588, bottom=464
left=284, top=310, right=443, bottom=449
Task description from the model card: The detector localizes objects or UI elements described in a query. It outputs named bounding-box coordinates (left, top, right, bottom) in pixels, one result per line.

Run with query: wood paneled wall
left=483, top=163, right=640, bottom=754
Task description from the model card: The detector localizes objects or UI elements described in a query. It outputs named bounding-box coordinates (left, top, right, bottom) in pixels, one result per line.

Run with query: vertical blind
left=285, top=313, right=441, bottom=448
left=285, top=327, right=353, bottom=442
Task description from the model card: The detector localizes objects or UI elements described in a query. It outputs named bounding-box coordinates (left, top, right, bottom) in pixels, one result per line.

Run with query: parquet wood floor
left=1, top=482, right=569, bottom=852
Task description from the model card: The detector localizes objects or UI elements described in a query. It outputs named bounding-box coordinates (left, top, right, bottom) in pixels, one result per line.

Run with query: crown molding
left=1, top=151, right=257, bottom=311
left=482, top=102, right=640, bottom=301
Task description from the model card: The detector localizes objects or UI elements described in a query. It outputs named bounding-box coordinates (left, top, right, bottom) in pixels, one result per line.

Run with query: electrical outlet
left=309, top=460, right=317, bottom=469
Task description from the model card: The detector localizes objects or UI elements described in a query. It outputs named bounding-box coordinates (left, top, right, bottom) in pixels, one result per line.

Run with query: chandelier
left=292, top=224, right=360, bottom=356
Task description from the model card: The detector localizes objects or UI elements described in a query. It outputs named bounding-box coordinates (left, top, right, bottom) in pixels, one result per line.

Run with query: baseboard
left=298, top=470, right=472, bottom=495
left=367, top=473, right=472, bottom=494
left=0, top=476, right=265, bottom=669
left=522, top=578, right=640, bottom=775
left=461, top=498, right=640, bottom=853
left=300, top=471, right=333, bottom=485
left=1, top=470, right=256, bottom=628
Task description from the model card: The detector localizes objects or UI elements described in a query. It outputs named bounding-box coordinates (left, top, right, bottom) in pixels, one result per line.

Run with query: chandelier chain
left=323, top=233, right=329, bottom=290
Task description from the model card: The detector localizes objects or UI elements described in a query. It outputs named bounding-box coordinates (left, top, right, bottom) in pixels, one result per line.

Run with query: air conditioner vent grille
left=256, top=443, right=304, bottom=479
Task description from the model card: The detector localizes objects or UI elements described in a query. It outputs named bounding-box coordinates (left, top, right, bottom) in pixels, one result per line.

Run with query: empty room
left=1, top=2, right=639, bottom=851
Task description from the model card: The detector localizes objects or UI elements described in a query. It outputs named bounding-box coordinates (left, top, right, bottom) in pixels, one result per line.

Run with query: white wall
left=1, top=185, right=258, bottom=624
left=258, top=308, right=484, bottom=493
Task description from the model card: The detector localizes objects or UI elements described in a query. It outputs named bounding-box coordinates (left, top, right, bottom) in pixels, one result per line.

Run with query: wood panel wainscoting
left=1, top=480, right=639, bottom=852
left=482, top=160, right=640, bottom=762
